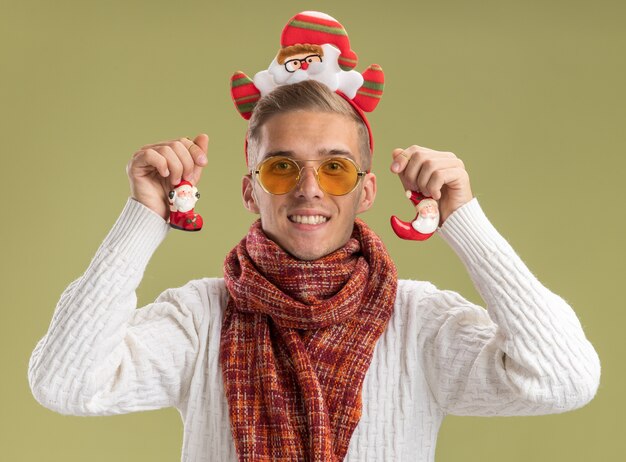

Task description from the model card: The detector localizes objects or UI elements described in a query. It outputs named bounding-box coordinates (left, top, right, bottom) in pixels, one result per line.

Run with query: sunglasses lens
left=257, top=157, right=361, bottom=195
left=318, top=158, right=359, bottom=195
left=258, top=157, right=299, bottom=194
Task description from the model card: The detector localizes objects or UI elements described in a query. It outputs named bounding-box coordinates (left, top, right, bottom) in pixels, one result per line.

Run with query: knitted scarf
left=220, top=218, right=398, bottom=461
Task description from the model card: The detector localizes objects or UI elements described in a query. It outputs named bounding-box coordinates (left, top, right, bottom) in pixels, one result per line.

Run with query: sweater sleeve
left=28, top=198, right=205, bottom=416
left=414, top=198, right=601, bottom=417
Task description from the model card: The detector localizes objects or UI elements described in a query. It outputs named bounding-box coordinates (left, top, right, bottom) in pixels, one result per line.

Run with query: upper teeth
left=290, top=215, right=328, bottom=225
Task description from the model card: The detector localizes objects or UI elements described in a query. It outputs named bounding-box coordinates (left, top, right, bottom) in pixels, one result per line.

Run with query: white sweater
left=28, top=197, right=600, bottom=462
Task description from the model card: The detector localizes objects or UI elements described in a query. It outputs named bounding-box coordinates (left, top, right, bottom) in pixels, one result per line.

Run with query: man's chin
left=285, top=245, right=330, bottom=261
left=281, top=236, right=341, bottom=261
left=261, top=220, right=349, bottom=261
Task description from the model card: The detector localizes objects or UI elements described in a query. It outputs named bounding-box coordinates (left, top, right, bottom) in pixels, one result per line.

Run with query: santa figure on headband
left=168, top=180, right=203, bottom=231
left=253, top=12, right=364, bottom=99
left=231, top=11, right=384, bottom=120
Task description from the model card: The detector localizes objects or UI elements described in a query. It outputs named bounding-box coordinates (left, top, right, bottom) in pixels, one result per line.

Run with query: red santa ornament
left=168, top=180, right=203, bottom=232
left=390, top=191, right=440, bottom=241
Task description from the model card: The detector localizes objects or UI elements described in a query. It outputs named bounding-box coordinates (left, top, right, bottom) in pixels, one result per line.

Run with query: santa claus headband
left=229, top=10, right=384, bottom=167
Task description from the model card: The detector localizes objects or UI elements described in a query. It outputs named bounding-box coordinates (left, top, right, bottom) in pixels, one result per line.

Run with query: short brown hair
left=246, top=80, right=371, bottom=171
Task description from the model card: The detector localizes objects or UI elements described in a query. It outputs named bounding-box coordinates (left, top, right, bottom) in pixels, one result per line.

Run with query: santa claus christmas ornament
left=390, top=190, right=440, bottom=241
left=229, top=10, right=384, bottom=165
left=168, top=180, right=203, bottom=232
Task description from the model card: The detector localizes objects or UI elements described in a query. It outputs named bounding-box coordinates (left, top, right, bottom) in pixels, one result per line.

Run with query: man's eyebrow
left=263, top=150, right=295, bottom=159
left=263, top=149, right=355, bottom=160
left=318, top=148, right=355, bottom=160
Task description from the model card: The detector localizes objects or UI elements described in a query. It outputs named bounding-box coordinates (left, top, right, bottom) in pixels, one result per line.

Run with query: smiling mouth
left=288, top=215, right=329, bottom=225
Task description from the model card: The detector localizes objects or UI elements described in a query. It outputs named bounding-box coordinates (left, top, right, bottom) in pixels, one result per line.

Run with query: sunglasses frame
left=251, top=156, right=368, bottom=196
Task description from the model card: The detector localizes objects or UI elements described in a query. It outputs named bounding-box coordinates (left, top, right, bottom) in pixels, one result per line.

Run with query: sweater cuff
left=100, top=197, right=171, bottom=266
left=436, top=198, right=509, bottom=261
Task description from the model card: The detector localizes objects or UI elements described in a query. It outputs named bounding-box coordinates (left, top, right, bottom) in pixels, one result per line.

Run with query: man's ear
left=242, top=174, right=260, bottom=214
left=356, top=172, right=377, bottom=214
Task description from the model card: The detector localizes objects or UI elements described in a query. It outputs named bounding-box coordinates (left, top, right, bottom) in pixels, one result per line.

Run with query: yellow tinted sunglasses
left=252, top=156, right=367, bottom=196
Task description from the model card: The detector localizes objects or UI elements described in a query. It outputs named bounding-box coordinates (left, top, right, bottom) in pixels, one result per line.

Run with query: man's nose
left=295, top=166, right=323, bottom=198
left=300, top=60, right=309, bottom=70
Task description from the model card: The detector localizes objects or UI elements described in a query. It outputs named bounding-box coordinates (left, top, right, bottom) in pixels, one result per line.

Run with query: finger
left=179, top=136, right=207, bottom=164
left=191, top=134, right=209, bottom=184
left=193, top=134, right=209, bottom=161
left=396, top=149, right=431, bottom=192
left=181, top=135, right=209, bottom=184
left=139, top=135, right=208, bottom=165
left=167, top=141, right=196, bottom=183
left=415, top=157, right=464, bottom=194
left=423, top=167, right=464, bottom=200
left=140, top=138, right=190, bottom=150
left=390, top=144, right=437, bottom=173
left=129, top=149, right=170, bottom=178
left=395, top=148, right=459, bottom=191
left=191, top=161, right=205, bottom=186
left=390, top=147, right=413, bottom=173
left=153, top=146, right=184, bottom=187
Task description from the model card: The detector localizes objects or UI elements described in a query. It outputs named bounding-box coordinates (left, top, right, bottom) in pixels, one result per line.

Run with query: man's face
left=242, top=110, right=376, bottom=261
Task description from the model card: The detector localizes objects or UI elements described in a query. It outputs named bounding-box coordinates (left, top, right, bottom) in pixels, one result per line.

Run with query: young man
left=28, top=80, right=600, bottom=461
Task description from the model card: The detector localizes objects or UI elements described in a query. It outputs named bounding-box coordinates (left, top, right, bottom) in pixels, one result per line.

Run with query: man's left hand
left=390, top=145, right=474, bottom=226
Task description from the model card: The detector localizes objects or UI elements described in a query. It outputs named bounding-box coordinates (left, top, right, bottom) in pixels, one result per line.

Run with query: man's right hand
left=126, top=134, right=209, bottom=220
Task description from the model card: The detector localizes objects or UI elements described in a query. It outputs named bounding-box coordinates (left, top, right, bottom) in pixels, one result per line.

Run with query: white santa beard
left=305, top=61, right=325, bottom=75
left=412, top=215, right=439, bottom=234
left=256, top=44, right=362, bottom=97
left=269, top=60, right=338, bottom=88
left=307, top=62, right=340, bottom=90
left=174, top=196, right=196, bottom=213
left=283, top=69, right=309, bottom=84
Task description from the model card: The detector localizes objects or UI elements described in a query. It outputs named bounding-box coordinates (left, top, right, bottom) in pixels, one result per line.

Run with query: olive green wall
left=3, top=0, right=623, bottom=460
